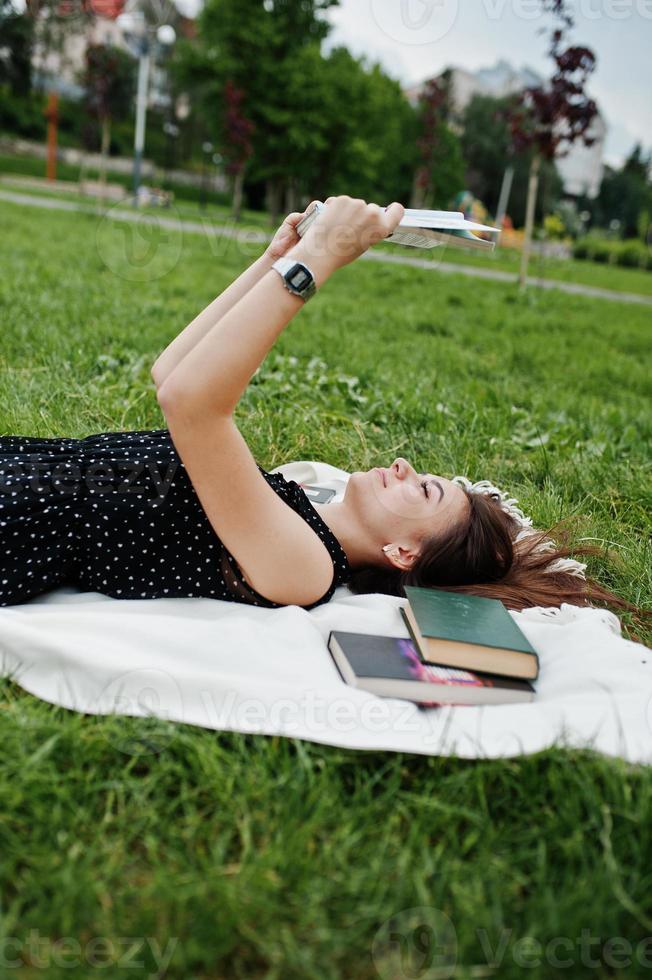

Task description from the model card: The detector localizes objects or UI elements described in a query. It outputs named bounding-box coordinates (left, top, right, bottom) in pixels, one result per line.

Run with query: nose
left=391, top=458, right=414, bottom=480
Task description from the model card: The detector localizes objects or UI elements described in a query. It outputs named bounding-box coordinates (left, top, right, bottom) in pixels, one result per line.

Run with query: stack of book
left=327, top=587, right=539, bottom=708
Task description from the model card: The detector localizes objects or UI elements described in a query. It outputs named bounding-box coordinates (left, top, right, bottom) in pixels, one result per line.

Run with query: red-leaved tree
left=411, top=71, right=454, bottom=208
left=506, top=0, right=598, bottom=285
left=81, top=42, right=133, bottom=190
left=221, top=79, right=254, bottom=221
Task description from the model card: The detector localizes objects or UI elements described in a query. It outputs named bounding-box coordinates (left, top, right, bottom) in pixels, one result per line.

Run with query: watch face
left=288, top=265, right=310, bottom=289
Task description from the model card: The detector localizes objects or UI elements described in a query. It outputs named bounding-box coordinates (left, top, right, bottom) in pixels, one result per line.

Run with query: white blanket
left=1, top=586, right=650, bottom=764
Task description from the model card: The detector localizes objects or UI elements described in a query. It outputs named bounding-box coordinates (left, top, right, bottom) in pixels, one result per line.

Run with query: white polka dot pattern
left=0, top=429, right=351, bottom=610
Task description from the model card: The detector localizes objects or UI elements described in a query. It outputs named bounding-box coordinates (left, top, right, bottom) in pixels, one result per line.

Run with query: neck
left=311, top=501, right=379, bottom=571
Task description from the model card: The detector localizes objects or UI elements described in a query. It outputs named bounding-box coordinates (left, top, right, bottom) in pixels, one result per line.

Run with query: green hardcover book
left=401, top=587, right=539, bottom=681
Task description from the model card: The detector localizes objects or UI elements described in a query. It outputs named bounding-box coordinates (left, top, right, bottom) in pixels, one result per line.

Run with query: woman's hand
left=288, top=196, right=405, bottom=277
left=265, top=201, right=321, bottom=262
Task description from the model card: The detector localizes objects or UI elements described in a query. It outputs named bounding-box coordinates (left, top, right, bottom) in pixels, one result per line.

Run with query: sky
left=320, top=0, right=652, bottom=167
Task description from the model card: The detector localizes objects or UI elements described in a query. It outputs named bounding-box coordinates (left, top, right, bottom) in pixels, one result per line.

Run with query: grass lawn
left=2, top=156, right=651, bottom=298
left=1, top=197, right=651, bottom=979
left=404, top=237, right=652, bottom=297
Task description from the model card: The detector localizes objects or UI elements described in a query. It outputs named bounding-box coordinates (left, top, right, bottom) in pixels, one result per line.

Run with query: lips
left=376, top=467, right=386, bottom=487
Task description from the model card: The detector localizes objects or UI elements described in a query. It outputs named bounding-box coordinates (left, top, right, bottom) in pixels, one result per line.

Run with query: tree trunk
left=99, top=116, right=110, bottom=194
left=495, top=164, right=514, bottom=243
left=266, top=178, right=282, bottom=225
left=231, top=169, right=244, bottom=222
left=410, top=169, right=428, bottom=209
left=284, top=177, right=298, bottom=215
left=519, top=153, right=540, bottom=289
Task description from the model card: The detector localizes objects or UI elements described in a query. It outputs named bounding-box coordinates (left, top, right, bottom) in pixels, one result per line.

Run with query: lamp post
left=117, top=11, right=176, bottom=206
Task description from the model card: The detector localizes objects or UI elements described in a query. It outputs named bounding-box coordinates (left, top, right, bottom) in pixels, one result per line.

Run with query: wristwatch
left=271, top=257, right=317, bottom=302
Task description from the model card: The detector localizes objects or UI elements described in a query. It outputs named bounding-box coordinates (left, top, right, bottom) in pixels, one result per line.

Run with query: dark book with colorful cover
left=401, top=587, right=539, bottom=681
left=327, top=631, right=535, bottom=707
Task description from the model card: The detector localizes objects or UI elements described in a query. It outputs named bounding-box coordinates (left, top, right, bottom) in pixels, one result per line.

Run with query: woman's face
left=345, top=457, right=470, bottom=563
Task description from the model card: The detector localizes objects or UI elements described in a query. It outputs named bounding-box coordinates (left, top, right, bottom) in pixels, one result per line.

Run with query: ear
left=382, top=543, right=420, bottom=572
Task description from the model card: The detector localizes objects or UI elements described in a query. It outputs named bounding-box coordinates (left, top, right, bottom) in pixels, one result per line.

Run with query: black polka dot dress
left=0, top=429, right=351, bottom=609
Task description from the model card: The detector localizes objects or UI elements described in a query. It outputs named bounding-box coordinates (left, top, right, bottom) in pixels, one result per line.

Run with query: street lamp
left=117, top=11, right=176, bottom=205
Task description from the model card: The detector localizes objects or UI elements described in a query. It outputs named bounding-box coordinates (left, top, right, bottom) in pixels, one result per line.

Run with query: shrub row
left=573, top=236, right=652, bottom=270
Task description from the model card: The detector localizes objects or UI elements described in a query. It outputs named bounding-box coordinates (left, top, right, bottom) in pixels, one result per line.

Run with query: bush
left=0, top=85, right=44, bottom=139
left=618, top=241, right=649, bottom=269
left=589, top=239, right=614, bottom=263
left=544, top=213, right=565, bottom=240
left=572, top=234, right=651, bottom=272
left=572, top=240, right=590, bottom=260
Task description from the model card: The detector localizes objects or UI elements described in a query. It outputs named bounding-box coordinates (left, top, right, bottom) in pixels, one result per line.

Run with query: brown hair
left=347, top=489, right=651, bottom=645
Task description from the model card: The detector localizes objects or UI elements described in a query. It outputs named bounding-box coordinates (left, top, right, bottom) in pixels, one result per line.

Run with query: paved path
left=2, top=187, right=651, bottom=308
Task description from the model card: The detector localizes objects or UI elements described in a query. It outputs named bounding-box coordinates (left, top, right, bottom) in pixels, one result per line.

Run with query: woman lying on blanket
left=0, top=197, right=647, bottom=637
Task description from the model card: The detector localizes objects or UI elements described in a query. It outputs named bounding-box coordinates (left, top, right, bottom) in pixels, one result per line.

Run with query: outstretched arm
left=156, top=198, right=404, bottom=418
left=156, top=198, right=404, bottom=606
left=150, top=207, right=316, bottom=388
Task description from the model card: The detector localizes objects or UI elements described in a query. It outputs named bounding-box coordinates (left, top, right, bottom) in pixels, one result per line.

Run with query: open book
left=296, top=201, right=498, bottom=252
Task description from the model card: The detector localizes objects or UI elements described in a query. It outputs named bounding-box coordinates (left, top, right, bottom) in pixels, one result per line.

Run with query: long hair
left=347, top=489, right=651, bottom=645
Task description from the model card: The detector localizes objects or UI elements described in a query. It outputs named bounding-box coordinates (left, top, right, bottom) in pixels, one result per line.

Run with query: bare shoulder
left=158, top=399, right=336, bottom=606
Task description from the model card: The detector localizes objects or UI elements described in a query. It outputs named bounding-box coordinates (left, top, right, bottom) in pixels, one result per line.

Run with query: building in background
left=30, top=0, right=127, bottom=99
left=29, top=0, right=195, bottom=110
left=405, top=59, right=606, bottom=199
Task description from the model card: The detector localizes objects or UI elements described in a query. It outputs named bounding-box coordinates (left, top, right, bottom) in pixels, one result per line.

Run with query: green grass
left=413, top=239, right=652, bottom=297
left=2, top=152, right=651, bottom=296
left=0, top=152, right=234, bottom=211
left=0, top=166, right=273, bottom=229
left=1, top=198, right=651, bottom=979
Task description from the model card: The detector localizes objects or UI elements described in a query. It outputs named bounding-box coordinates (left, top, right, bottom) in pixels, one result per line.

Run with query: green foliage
left=173, top=0, right=339, bottom=194
left=543, top=213, right=565, bottom=240
left=171, top=0, right=416, bottom=209
left=427, top=121, right=465, bottom=208
left=0, top=84, right=45, bottom=139
left=307, top=47, right=417, bottom=203
left=572, top=235, right=652, bottom=271
left=0, top=0, right=33, bottom=96
left=1, top=199, right=652, bottom=978
left=460, top=93, right=563, bottom=224
left=592, top=143, right=652, bottom=238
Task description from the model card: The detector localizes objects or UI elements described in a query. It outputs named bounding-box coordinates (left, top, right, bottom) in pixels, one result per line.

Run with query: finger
left=383, top=201, right=405, bottom=233
left=283, top=212, right=304, bottom=227
left=325, top=196, right=337, bottom=205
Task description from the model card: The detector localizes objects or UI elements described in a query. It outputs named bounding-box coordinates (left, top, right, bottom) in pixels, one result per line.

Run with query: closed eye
left=419, top=475, right=444, bottom=503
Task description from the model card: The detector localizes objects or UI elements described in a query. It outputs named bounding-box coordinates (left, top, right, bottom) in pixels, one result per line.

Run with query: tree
left=173, top=0, right=420, bottom=216
left=221, top=79, right=254, bottom=220
left=305, top=46, right=416, bottom=205
left=0, top=0, right=34, bottom=96
left=505, top=0, right=598, bottom=286
left=27, top=0, right=95, bottom=95
left=460, top=93, right=562, bottom=225
left=173, top=0, right=339, bottom=220
left=593, top=143, right=652, bottom=238
left=411, top=71, right=465, bottom=209
left=79, top=43, right=134, bottom=189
